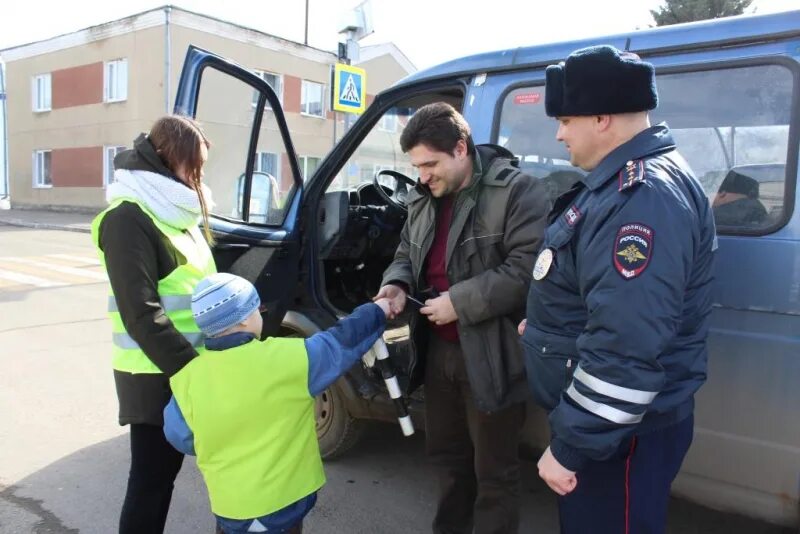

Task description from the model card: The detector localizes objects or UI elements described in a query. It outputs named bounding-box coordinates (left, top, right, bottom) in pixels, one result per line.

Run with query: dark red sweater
left=425, top=195, right=459, bottom=342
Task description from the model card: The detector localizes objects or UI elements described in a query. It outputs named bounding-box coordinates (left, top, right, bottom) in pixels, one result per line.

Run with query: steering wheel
left=373, top=169, right=416, bottom=211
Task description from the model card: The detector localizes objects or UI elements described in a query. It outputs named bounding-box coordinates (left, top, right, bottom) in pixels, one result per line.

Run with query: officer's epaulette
left=618, top=159, right=646, bottom=191
left=482, top=159, right=521, bottom=188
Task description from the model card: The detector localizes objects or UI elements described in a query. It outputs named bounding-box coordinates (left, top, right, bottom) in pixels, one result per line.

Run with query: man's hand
left=374, top=284, right=407, bottom=319
left=517, top=318, right=527, bottom=336
left=420, top=291, right=458, bottom=325
left=373, top=298, right=392, bottom=318
left=537, top=446, right=577, bottom=496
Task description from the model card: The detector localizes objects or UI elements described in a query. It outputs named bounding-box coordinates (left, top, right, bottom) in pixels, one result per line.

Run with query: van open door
left=173, top=46, right=304, bottom=336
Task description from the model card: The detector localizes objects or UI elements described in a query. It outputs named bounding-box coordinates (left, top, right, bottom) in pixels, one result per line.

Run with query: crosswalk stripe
left=0, top=268, right=67, bottom=288
left=3, top=257, right=107, bottom=281
left=46, top=253, right=102, bottom=266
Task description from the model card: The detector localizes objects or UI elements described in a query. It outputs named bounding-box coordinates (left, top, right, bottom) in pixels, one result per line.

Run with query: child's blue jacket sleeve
left=163, top=396, right=196, bottom=456
left=305, top=302, right=386, bottom=397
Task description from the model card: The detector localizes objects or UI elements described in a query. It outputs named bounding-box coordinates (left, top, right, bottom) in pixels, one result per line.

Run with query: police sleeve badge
left=613, top=223, right=653, bottom=279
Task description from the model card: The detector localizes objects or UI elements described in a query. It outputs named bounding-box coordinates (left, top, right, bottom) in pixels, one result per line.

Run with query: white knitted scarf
left=107, top=169, right=214, bottom=230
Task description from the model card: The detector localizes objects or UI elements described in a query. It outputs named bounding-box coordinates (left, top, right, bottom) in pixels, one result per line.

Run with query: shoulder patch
left=564, top=205, right=582, bottom=227
left=613, top=223, right=654, bottom=280
left=618, top=159, right=646, bottom=191
left=482, top=159, right=520, bottom=187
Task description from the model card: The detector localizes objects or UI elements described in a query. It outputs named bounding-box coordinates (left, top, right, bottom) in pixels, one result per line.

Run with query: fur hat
left=191, top=273, right=261, bottom=337
left=719, top=170, right=759, bottom=199
left=545, top=45, right=658, bottom=117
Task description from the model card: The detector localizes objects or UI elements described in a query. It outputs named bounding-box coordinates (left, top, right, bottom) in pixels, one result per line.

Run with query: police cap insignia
left=613, top=223, right=654, bottom=279
left=618, top=159, right=646, bottom=191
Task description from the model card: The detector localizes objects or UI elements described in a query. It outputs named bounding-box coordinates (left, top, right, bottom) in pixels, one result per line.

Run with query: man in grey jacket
left=375, top=102, right=549, bottom=533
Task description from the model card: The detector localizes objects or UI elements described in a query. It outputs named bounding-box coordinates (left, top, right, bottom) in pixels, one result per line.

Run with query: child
left=163, top=272, right=390, bottom=534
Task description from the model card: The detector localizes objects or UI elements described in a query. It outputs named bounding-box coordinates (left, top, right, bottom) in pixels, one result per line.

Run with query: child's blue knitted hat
left=191, top=273, right=260, bottom=337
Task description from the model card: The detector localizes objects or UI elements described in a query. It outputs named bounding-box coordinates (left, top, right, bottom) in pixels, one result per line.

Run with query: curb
left=0, top=219, right=91, bottom=234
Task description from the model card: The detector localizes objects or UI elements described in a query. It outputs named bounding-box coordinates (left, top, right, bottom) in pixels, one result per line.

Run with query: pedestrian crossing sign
left=333, top=63, right=367, bottom=114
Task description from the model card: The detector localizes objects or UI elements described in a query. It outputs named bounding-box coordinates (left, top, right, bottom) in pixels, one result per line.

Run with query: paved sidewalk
left=0, top=207, right=95, bottom=233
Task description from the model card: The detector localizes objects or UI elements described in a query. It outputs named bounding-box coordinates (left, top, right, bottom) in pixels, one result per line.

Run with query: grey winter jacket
left=381, top=144, right=550, bottom=412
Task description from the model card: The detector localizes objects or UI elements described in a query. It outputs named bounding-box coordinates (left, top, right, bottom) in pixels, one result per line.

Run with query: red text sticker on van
left=514, top=93, right=541, bottom=104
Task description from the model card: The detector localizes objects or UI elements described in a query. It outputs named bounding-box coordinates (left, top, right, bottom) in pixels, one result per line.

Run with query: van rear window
left=497, top=63, right=796, bottom=234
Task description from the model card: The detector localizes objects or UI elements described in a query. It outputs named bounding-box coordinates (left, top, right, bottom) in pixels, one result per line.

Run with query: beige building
left=0, top=5, right=415, bottom=212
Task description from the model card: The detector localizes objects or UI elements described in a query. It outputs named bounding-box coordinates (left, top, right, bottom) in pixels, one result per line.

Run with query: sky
left=0, top=0, right=797, bottom=70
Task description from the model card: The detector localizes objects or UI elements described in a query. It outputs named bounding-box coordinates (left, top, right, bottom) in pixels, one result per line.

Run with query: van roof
left=399, top=9, right=800, bottom=86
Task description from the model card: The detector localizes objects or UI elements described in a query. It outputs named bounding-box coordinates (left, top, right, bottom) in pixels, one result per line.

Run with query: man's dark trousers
left=558, top=415, right=694, bottom=534
left=425, top=335, right=526, bottom=534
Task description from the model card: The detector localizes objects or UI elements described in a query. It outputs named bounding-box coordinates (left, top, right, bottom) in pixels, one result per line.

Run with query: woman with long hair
left=91, top=115, right=216, bottom=533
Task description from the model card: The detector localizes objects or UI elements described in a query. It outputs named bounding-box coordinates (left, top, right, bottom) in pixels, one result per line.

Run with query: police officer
left=519, top=46, right=717, bottom=533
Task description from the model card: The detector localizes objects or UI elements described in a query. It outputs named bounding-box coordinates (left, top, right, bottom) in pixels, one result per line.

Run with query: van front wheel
left=315, top=384, right=365, bottom=459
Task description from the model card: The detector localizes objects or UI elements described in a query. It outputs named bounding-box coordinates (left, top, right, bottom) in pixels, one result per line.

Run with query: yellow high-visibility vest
left=91, top=198, right=216, bottom=373
left=170, top=337, right=325, bottom=519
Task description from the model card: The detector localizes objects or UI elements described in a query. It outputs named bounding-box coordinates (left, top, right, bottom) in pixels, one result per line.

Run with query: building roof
left=358, top=43, right=416, bottom=75
left=0, top=5, right=336, bottom=64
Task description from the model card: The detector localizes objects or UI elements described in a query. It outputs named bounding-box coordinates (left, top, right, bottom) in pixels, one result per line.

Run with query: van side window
left=496, top=63, right=795, bottom=234
left=653, top=64, right=794, bottom=233
left=496, top=87, right=585, bottom=201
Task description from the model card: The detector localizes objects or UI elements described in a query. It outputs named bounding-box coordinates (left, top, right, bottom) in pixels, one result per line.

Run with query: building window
left=33, top=150, right=52, bottom=188
left=299, top=155, right=321, bottom=180
left=104, top=59, right=128, bottom=103
left=104, top=145, right=126, bottom=186
left=301, top=80, right=324, bottom=117
left=255, top=151, right=280, bottom=179
left=252, top=71, right=283, bottom=109
left=32, top=74, right=51, bottom=112
left=378, top=113, right=397, bottom=132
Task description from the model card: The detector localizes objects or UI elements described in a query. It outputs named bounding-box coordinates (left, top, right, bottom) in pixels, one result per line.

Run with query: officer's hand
left=420, top=291, right=457, bottom=325
left=537, top=446, right=577, bottom=496
left=517, top=319, right=527, bottom=336
left=374, top=284, right=406, bottom=318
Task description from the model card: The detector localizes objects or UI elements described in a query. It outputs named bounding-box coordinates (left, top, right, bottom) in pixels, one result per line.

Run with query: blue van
left=174, top=9, right=799, bottom=528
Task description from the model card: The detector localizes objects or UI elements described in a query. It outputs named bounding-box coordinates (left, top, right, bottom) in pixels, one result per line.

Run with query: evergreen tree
left=650, top=0, right=754, bottom=26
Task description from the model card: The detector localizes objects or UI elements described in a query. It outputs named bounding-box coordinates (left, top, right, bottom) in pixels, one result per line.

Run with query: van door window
left=496, top=63, right=795, bottom=234
left=194, top=68, right=296, bottom=225
left=321, top=92, right=464, bottom=313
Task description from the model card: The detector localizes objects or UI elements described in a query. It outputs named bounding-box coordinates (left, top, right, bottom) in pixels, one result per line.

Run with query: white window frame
left=301, top=80, right=325, bottom=118
left=252, top=70, right=283, bottom=110
left=103, top=145, right=126, bottom=186
left=32, top=73, right=51, bottom=112
left=33, top=150, right=52, bottom=188
left=104, top=59, right=128, bottom=103
left=299, top=155, right=321, bottom=180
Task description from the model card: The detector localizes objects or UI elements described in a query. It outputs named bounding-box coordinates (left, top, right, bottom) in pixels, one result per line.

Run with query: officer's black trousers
left=119, top=423, right=184, bottom=534
left=424, top=335, right=526, bottom=534
left=557, top=414, right=694, bottom=534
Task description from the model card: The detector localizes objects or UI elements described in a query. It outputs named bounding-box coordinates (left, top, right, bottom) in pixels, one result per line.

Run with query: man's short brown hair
left=400, top=102, right=475, bottom=155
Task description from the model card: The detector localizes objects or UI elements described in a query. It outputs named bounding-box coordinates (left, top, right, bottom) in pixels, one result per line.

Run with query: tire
left=315, top=383, right=365, bottom=460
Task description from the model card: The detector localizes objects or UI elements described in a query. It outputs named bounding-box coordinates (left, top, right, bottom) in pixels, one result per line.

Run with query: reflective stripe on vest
left=170, top=337, right=325, bottom=519
left=91, top=198, right=216, bottom=374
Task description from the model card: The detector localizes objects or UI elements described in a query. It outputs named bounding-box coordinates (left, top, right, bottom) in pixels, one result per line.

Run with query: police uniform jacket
left=523, top=124, right=717, bottom=471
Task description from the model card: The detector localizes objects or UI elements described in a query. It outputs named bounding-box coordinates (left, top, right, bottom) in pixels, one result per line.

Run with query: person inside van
left=163, top=272, right=391, bottom=534
left=712, top=169, right=768, bottom=226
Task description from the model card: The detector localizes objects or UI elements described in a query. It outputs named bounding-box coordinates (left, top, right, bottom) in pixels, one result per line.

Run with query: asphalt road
left=0, top=226, right=793, bottom=533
